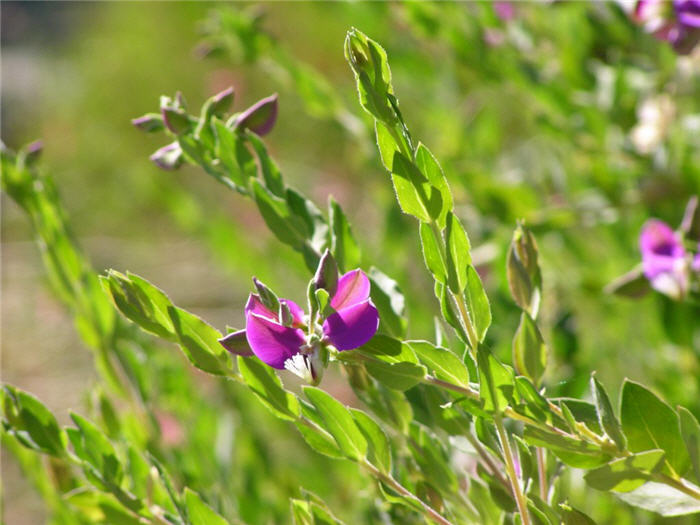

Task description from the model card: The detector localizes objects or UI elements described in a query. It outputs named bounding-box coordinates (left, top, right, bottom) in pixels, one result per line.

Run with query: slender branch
left=362, top=461, right=455, bottom=525
left=536, top=447, right=547, bottom=501
left=464, top=431, right=510, bottom=491
left=494, top=414, right=531, bottom=525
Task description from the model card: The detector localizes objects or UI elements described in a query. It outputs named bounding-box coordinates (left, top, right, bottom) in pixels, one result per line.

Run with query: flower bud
left=149, top=142, right=183, bottom=171
left=313, top=249, right=338, bottom=297
left=507, top=223, right=541, bottom=317
left=161, top=106, right=191, bottom=135
left=232, top=94, right=278, bottom=136
left=210, top=86, right=235, bottom=117
left=131, top=113, right=165, bottom=133
left=252, top=277, right=280, bottom=312
left=21, top=140, right=43, bottom=167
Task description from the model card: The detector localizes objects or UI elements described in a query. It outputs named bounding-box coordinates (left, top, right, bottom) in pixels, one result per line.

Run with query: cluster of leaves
left=3, top=4, right=700, bottom=524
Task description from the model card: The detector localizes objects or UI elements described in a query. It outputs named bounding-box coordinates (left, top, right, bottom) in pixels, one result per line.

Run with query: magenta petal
left=323, top=299, right=379, bottom=351
left=330, top=270, right=371, bottom=310
left=245, top=313, right=305, bottom=369
left=282, top=299, right=306, bottom=327
left=245, top=294, right=275, bottom=320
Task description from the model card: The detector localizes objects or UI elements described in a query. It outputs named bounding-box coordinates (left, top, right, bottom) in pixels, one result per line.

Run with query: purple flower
left=640, top=219, right=689, bottom=298
left=244, top=294, right=306, bottom=370
left=224, top=268, right=379, bottom=382
left=635, top=0, right=700, bottom=53
left=322, top=269, right=379, bottom=351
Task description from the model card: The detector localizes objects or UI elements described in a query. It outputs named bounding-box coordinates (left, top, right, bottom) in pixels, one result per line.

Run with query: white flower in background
left=630, top=94, right=675, bottom=154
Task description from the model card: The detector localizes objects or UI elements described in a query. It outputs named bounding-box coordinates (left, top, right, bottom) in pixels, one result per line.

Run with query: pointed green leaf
left=678, top=407, right=700, bottom=483
left=368, top=267, right=407, bottom=337
left=445, top=212, right=471, bottom=293
left=408, top=340, right=469, bottom=387
left=620, top=380, right=689, bottom=476
left=415, top=143, right=452, bottom=228
left=584, top=449, right=665, bottom=492
left=512, top=312, right=547, bottom=387
left=365, top=361, right=426, bottom=391
left=329, top=198, right=361, bottom=272
left=419, top=222, right=446, bottom=283
left=184, top=488, right=228, bottom=525
left=2, top=386, right=67, bottom=457
left=350, top=409, right=391, bottom=474
left=465, top=265, right=491, bottom=343
left=591, top=375, right=626, bottom=451
left=238, top=356, right=300, bottom=421
left=523, top=426, right=609, bottom=469
left=304, top=386, right=367, bottom=461
left=477, top=347, right=514, bottom=413
left=168, top=306, right=229, bottom=375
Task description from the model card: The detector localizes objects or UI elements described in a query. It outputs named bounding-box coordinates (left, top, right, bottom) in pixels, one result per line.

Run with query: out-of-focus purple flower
left=493, top=1, right=515, bottom=22
left=322, top=269, right=379, bottom=351
left=635, top=0, right=700, bottom=53
left=232, top=94, right=278, bottom=136
left=224, top=268, right=379, bottom=382
left=640, top=219, right=689, bottom=298
left=675, top=0, right=700, bottom=28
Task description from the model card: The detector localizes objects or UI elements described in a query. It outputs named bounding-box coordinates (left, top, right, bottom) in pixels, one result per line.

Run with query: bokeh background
left=2, top=2, right=699, bottom=523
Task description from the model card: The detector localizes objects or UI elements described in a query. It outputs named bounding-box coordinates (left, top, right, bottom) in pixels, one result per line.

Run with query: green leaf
left=584, top=449, right=665, bottom=492
left=477, top=347, right=514, bottom=413
left=620, top=380, right=689, bottom=476
left=557, top=398, right=602, bottom=435
left=70, top=413, right=122, bottom=485
left=678, top=407, right=700, bottom=483
left=465, top=265, right=491, bottom=343
left=374, top=121, right=400, bottom=173
left=350, top=409, right=391, bottom=474
left=419, top=222, right=446, bottom=283
left=445, top=212, right=471, bottom=293
left=329, top=197, right=361, bottom=272
left=616, top=480, right=700, bottom=516
left=512, top=312, right=547, bottom=387
left=392, top=153, right=441, bottom=223
left=415, top=143, right=452, bottom=228
left=101, top=270, right=176, bottom=341
left=184, top=488, right=228, bottom=525
left=251, top=179, right=304, bottom=250
left=558, top=503, right=597, bottom=525
left=591, top=375, right=626, bottom=451
left=295, top=420, right=343, bottom=459
left=2, top=385, right=67, bottom=457
left=168, top=306, right=229, bottom=375
left=408, top=340, right=469, bottom=387
left=213, top=119, right=248, bottom=187
left=303, top=386, right=367, bottom=461
left=435, top=282, right=468, bottom=342
left=291, top=499, right=313, bottom=525
left=369, top=267, right=407, bottom=337
left=523, top=426, right=609, bottom=469
left=246, top=131, right=285, bottom=197
left=365, top=360, right=426, bottom=391
left=238, top=356, right=300, bottom=421
left=359, top=334, right=417, bottom=364
left=506, top=223, right=542, bottom=317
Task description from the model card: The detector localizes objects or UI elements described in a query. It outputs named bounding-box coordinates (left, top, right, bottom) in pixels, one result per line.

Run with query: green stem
left=363, top=461, right=455, bottom=525
left=536, top=447, right=547, bottom=501
left=494, top=414, right=531, bottom=525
